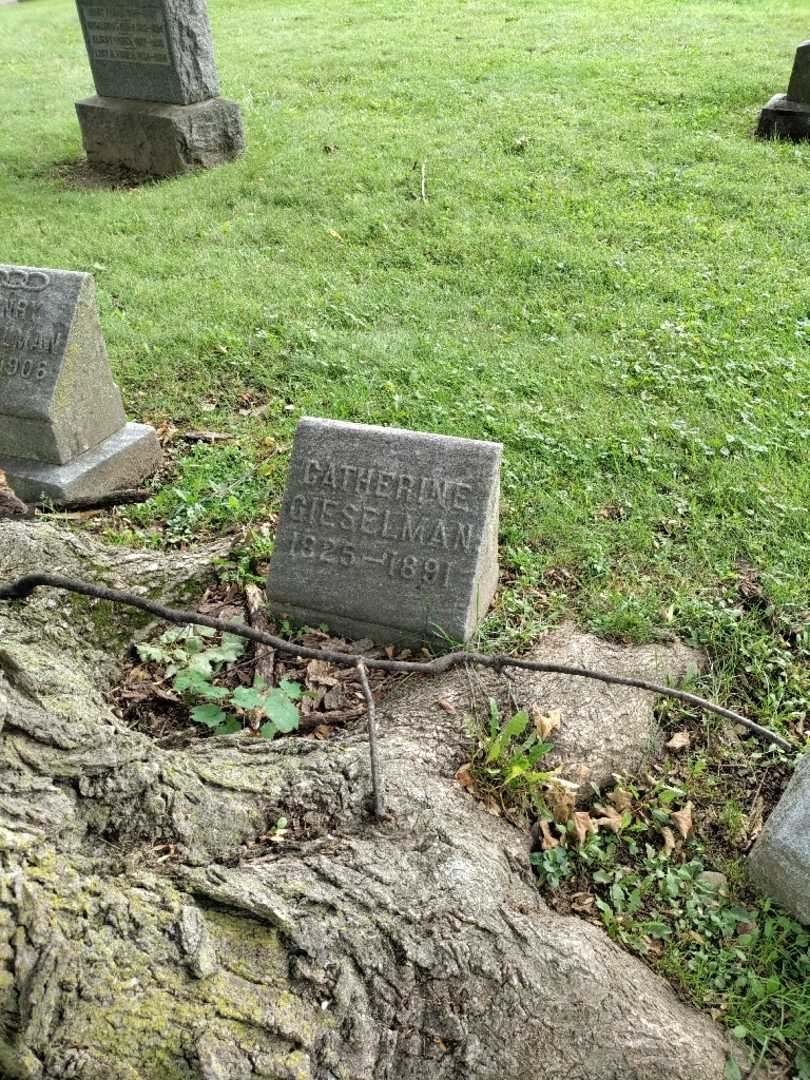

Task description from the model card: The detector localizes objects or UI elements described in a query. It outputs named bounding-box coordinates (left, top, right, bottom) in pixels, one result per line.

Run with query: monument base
left=75, top=95, right=245, bottom=177
left=1, top=423, right=162, bottom=507
left=756, top=93, right=810, bottom=141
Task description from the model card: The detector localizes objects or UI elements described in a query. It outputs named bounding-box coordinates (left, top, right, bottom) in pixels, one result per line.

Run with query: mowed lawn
left=1, top=0, right=809, bottom=713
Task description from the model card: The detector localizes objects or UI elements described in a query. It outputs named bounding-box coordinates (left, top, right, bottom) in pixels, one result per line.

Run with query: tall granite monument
left=74, top=0, right=244, bottom=177
left=0, top=264, right=162, bottom=505
left=267, top=418, right=502, bottom=646
left=757, top=41, right=810, bottom=141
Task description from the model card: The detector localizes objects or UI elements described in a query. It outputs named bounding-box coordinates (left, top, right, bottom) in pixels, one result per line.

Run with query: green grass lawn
left=2, top=0, right=810, bottom=1069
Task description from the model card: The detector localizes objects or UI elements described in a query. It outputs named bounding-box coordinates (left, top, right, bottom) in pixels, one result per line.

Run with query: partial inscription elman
left=0, top=271, right=65, bottom=392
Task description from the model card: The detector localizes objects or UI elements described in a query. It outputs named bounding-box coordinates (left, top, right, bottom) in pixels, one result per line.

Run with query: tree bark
left=0, top=521, right=737, bottom=1080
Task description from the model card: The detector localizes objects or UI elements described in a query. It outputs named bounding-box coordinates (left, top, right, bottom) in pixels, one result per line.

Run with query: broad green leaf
left=263, top=691, right=299, bottom=732
left=187, top=654, right=215, bottom=677
left=215, top=717, right=242, bottom=735
left=724, top=1057, right=742, bottom=1080
left=259, top=721, right=278, bottom=740
left=231, top=686, right=267, bottom=710
left=174, top=670, right=210, bottom=693
left=190, top=704, right=227, bottom=727
left=280, top=679, right=303, bottom=700
left=503, top=710, right=529, bottom=738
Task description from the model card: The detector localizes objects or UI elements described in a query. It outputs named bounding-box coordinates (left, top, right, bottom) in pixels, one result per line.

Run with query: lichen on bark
left=0, top=521, right=739, bottom=1079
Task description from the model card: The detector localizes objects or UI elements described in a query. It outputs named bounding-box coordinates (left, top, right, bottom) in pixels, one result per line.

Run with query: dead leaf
left=546, top=783, right=575, bottom=825
left=661, top=827, right=676, bottom=856
left=666, top=730, right=691, bottom=751
left=436, top=697, right=458, bottom=714
left=747, top=795, right=765, bottom=846
left=306, top=659, right=339, bottom=688
left=570, top=892, right=595, bottom=913
left=573, top=811, right=597, bottom=846
left=672, top=801, right=693, bottom=839
left=594, top=804, right=624, bottom=834
left=608, top=788, right=633, bottom=813
left=328, top=228, right=344, bottom=241
left=455, top=763, right=475, bottom=791
left=530, top=705, right=561, bottom=741
left=538, top=820, right=559, bottom=850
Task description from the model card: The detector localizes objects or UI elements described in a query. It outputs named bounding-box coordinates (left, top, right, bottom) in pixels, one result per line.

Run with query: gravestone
left=748, top=753, right=810, bottom=926
left=267, top=418, right=502, bottom=646
left=0, top=264, right=162, bottom=505
left=74, top=0, right=244, bottom=177
left=757, top=41, right=810, bottom=141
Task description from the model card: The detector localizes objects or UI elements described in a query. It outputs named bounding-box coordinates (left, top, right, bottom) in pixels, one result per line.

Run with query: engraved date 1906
left=289, top=531, right=452, bottom=587
left=0, top=356, right=48, bottom=381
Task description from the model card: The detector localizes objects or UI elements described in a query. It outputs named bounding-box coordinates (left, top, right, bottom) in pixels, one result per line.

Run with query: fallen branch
left=0, top=573, right=792, bottom=751
left=37, top=488, right=151, bottom=513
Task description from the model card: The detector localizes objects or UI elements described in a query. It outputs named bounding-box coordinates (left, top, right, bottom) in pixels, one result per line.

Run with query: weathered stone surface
left=1, top=422, right=162, bottom=506
left=757, top=93, right=810, bottom=141
left=75, top=0, right=219, bottom=105
left=268, top=418, right=502, bottom=646
left=0, top=521, right=740, bottom=1078
left=749, top=753, right=810, bottom=925
left=787, top=40, right=810, bottom=104
left=76, top=94, right=245, bottom=176
left=0, top=266, right=126, bottom=465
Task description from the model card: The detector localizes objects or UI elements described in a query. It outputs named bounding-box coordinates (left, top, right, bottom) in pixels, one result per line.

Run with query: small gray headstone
left=267, top=418, right=501, bottom=646
left=75, top=0, right=219, bottom=105
left=749, top=753, right=810, bottom=925
left=787, top=40, right=810, bottom=104
left=757, top=41, right=810, bottom=141
left=73, top=0, right=244, bottom=177
left=0, top=265, right=161, bottom=505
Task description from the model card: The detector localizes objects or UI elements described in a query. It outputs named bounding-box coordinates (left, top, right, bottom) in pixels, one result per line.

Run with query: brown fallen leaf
left=530, top=705, right=561, bottom=741
left=661, top=826, right=677, bottom=856
left=436, top=697, right=458, bottom=714
left=546, top=783, right=575, bottom=825
left=571, top=892, right=595, bottom=913
left=666, top=730, right=691, bottom=751
left=573, top=811, right=598, bottom=846
left=672, top=801, right=694, bottom=839
left=608, top=788, right=633, bottom=813
left=455, top=763, right=475, bottom=791
left=0, top=471, right=32, bottom=518
left=594, top=804, right=624, bottom=834
left=306, top=659, right=339, bottom=688
left=538, top=820, right=559, bottom=850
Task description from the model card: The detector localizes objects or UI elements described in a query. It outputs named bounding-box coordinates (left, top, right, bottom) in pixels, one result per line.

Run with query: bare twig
left=0, top=573, right=792, bottom=751
left=356, top=659, right=385, bottom=817
left=420, top=160, right=427, bottom=202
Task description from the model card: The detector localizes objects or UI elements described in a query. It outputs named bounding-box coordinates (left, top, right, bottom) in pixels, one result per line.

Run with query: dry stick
left=0, top=573, right=792, bottom=751
left=38, top=489, right=152, bottom=513
left=356, top=659, right=385, bottom=818
left=420, top=161, right=427, bottom=201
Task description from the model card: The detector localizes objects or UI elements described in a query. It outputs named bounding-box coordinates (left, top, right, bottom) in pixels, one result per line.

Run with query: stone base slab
left=75, top=95, right=245, bottom=177
left=756, top=93, right=810, bottom=141
left=1, top=423, right=162, bottom=506
left=266, top=599, right=469, bottom=649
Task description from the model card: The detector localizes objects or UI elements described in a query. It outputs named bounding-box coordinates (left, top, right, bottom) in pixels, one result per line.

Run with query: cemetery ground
left=1, top=0, right=810, bottom=1076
